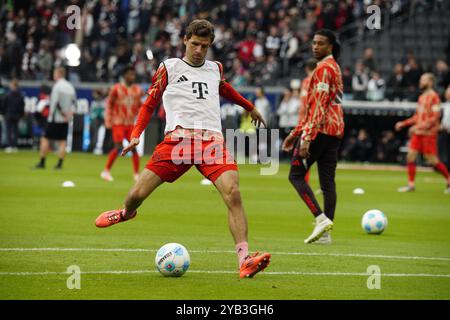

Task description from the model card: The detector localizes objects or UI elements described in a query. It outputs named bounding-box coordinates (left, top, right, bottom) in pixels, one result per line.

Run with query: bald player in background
left=395, top=73, right=450, bottom=193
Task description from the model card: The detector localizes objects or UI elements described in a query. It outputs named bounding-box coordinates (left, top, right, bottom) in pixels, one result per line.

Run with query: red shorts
left=112, top=125, right=133, bottom=143
left=409, top=134, right=437, bottom=155
left=145, top=136, right=237, bottom=183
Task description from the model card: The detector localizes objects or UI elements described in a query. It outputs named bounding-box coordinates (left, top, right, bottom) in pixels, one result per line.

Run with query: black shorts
left=291, top=133, right=341, bottom=172
left=45, top=122, right=68, bottom=140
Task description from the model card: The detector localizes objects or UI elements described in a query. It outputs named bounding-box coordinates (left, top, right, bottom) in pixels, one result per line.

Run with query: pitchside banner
left=18, top=82, right=416, bottom=162
left=19, top=84, right=281, bottom=156
left=21, top=85, right=94, bottom=153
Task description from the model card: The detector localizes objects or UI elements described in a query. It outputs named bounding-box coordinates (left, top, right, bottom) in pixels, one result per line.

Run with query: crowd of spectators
left=340, top=128, right=403, bottom=163
left=0, top=0, right=419, bottom=87
left=1, top=0, right=450, bottom=165
left=344, top=49, right=450, bottom=102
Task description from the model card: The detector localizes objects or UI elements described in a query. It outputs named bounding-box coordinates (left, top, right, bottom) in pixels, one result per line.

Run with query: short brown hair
left=185, top=19, right=215, bottom=43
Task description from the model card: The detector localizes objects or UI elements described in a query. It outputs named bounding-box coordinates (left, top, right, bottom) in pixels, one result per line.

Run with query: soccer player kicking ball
left=395, top=73, right=450, bottom=193
left=101, top=66, right=145, bottom=182
left=95, top=20, right=271, bottom=278
left=282, top=29, right=344, bottom=245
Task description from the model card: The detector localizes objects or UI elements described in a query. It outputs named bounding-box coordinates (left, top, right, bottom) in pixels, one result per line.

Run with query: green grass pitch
left=1, top=151, right=449, bottom=299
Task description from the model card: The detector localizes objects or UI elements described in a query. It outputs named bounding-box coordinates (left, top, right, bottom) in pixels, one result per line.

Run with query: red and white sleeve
left=131, top=64, right=168, bottom=139
left=300, top=66, right=332, bottom=141
left=104, top=84, right=117, bottom=127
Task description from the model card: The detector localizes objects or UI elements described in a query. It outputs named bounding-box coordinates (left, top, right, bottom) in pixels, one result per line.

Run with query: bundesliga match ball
left=155, top=243, right=190, bottom=277
left=361, top=209, right=388, bottom=235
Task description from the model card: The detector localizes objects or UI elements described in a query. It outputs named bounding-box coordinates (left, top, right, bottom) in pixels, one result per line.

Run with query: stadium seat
left=402, top=28, right=416, bottom=38
left=412, top=15, right=428, bottom=27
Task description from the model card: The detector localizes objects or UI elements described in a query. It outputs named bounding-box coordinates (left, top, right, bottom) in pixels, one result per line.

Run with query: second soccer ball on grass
left=361, top=209, right=388, bottom=235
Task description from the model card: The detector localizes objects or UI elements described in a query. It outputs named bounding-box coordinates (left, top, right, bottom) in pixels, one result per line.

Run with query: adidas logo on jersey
left=177, top=75, right=188, bottom=83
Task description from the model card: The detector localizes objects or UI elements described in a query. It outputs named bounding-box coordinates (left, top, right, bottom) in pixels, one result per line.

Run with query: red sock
left=305, top=170, right=310, bottom=184
left=132, top=151, right=140, bottom=174
left=105, top=148, right=119, bottom=170
left=434, top=162, right=449, bottom=179
left=235, top=242, right=249, bottom=267
left=407, top=162, right=416, bottom=185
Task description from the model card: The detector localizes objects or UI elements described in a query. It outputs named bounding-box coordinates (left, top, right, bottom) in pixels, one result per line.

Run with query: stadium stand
left=0, top=0, right=449, bottom=167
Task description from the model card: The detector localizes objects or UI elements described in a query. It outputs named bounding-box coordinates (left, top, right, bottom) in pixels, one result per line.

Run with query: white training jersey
left=162, top=58, right=222, bottom=134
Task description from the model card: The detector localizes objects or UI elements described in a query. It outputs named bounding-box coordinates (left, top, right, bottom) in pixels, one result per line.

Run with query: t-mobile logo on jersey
left=192, top=82, right=208, bottom=99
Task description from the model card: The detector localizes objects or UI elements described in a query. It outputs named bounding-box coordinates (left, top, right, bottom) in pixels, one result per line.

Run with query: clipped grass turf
left=0, top=151, right=449, bottom=299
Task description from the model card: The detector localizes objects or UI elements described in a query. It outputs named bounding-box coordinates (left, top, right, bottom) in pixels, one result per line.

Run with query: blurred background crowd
left=0, top=0, right=448, bottom=100
left=0, top=0, right=449, bottom=167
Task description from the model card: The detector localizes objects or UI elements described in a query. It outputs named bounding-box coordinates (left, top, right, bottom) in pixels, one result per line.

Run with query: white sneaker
left=398, top=185, right=415, bottom=192
left=314, top=231, right=332, bottom=245
left=4, top=147, right=12, bottom=153
left=101, top=170, right=114, bottom=182
left=304, top=215, right=334, bottom=244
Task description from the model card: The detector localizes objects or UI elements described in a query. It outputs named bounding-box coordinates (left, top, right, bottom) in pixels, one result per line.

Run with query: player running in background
left=297, top=58, right=318, bottom=185
left=395, top=73, right=450, bottom=193
left=95, top=19, right=271, bottom=278
left=282, top=29, right=344, bottom=244
left=101, top=66, right=144, bottom=182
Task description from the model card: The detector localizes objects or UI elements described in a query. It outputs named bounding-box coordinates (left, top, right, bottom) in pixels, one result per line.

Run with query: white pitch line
left=0, top=270, right=449, bottom=278
left=0, top=248, right=151, bottom=252
left=1, top=248, right=449, bottom=262
left=273, top=251, right=450, bottom=262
